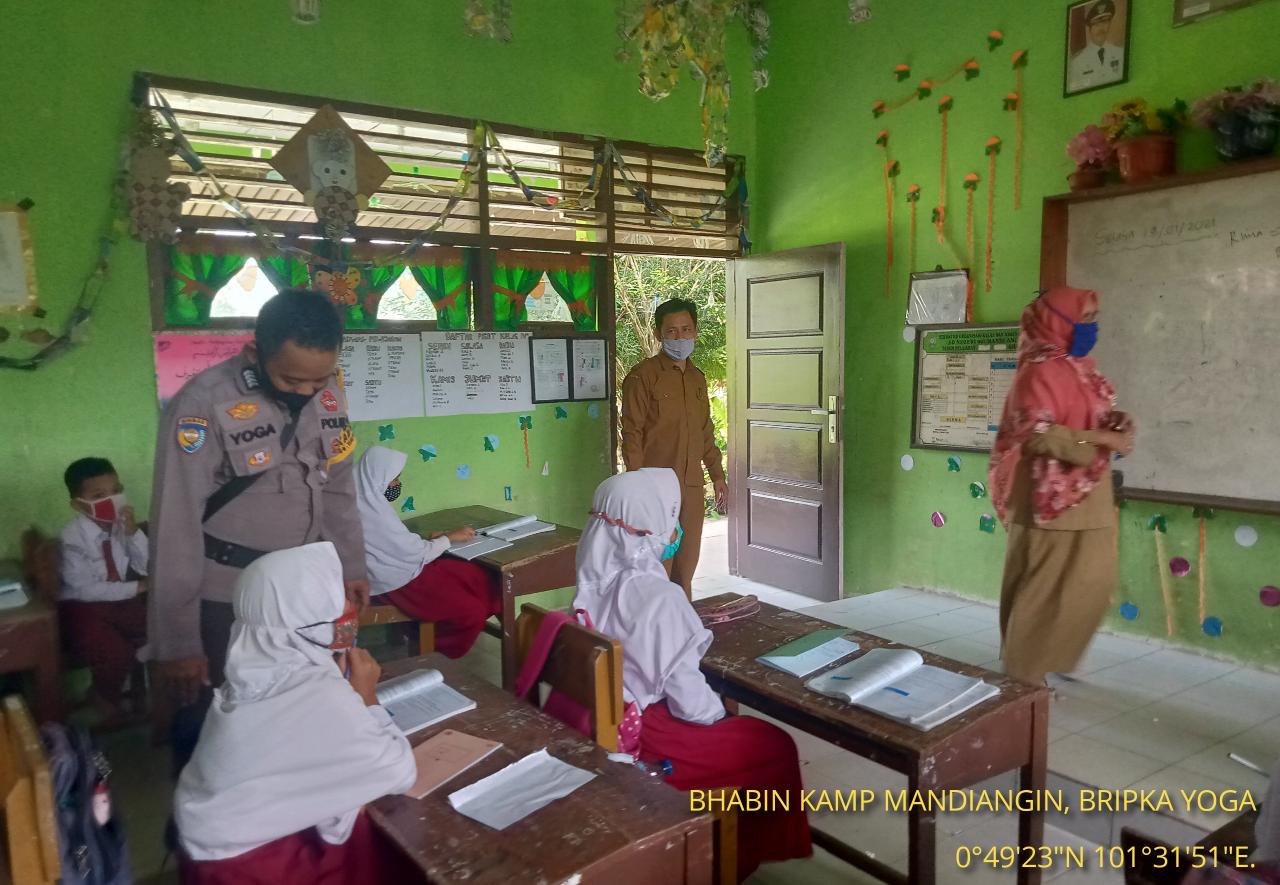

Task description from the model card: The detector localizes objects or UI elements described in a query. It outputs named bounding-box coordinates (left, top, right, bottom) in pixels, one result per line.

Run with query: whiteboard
left=1064, top=166, right=1280, bottom=508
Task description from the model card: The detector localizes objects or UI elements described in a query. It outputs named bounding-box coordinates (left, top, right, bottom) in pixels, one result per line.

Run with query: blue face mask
left=1070, top=322, right=1099, bottom=357
left=661, top=524, right=684, bottom=562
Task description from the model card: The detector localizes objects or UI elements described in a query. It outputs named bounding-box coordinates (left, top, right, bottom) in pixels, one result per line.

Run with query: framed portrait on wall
left=1174, top=0, right=1272, bottom=26
left=1064, top=0, right=1131, bottom=97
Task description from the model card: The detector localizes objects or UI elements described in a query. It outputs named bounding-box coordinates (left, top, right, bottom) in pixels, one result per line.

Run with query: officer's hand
left=160, top=656, right=209, bottom=707
left=346, top=648, right=382, bottom=706
left=121, top=506, right=138, bottom=536
left=344, top=579, right=371, bottom=614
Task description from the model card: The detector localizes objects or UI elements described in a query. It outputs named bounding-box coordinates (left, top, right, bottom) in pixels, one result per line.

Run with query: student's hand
left=344, top=579, right=371, bottom=614
left=160, top=656, right=210, bottom=707
left=346, top=648, right=381, bottom=706
left=446, top=527, right=477, bottom=544
left=121, top=506, right=138, bottom=536
left=713, top=479, right=729, bottom=514
left=135, top=577, right=149, bottom=596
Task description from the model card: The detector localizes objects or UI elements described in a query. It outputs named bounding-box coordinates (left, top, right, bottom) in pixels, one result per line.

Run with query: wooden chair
left=513, top=604, right=738, bottom=885
left=0, top=695, right=60, bottom=885
left=358, top=603, right=435, bottom=656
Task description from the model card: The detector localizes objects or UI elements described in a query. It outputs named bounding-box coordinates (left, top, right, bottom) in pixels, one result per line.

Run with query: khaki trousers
left=665, top=483, right=706, bottom=598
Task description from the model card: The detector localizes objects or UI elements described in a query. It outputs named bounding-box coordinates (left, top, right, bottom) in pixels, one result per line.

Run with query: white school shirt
left=59, top=515, right=149, bottom=603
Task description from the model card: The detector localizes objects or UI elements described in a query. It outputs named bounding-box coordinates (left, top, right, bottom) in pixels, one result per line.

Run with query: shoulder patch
left=320, top=390, right=340, bottom=413
left=226, top=401, right=259, bottom=421
left=177, top=417, right=209, bottom=454
left=327, top=426, right=356, bottom=467
left=246, top=449, right=272, bottom=470
left=241, top=367, right=260, bottom=390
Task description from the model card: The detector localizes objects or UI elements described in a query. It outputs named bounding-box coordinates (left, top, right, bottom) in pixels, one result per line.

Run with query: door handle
left=813, top=396, right=839, bottom=444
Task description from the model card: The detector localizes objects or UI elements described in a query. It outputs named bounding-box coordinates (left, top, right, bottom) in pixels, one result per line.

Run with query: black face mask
left=258, top=363, right=316, bottom=414
left=384, top=482, right=402, bottom=503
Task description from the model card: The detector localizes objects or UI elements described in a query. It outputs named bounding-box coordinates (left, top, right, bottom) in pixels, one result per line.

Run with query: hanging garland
left=1008, top=50, right=1029, bottom=210
left=935, top=95, right=953, bottom=244
left=871, top=49, right=982, bottom=119
left=984, top=136, right=1002, bottom=293
left=906, top=184, right=921, bottom=274
left=963, top=171, right=979, bottom=317
left=876, top=130, right=898, bottom=298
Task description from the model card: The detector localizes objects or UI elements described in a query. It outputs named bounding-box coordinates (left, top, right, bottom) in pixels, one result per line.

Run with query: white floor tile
left=1166, top=676, right=1280, bottom=728
left=1077, top=706, right=1226, bottom=766
left=1048, top=733, right=1166, bottom=788
left=1049, top=694, right=1127, bottom=735
left=902, top=610, right=1000, bottom=638
left=867, top=619, right=958, bottom=648
left=1086, top=652, right=1232, bottom=697
left=922, top=637, right=1003, bottom=666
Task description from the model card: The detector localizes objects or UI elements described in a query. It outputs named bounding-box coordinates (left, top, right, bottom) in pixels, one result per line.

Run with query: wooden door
left=727, top=244, right=845, bottom=601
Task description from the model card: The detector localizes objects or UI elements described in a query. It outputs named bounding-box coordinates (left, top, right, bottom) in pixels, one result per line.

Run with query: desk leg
left=1017, top=694, right=1049, bottom=885
left=907, top=771, right=938, bottom=885
left=500, top=571, right=518, bottom=691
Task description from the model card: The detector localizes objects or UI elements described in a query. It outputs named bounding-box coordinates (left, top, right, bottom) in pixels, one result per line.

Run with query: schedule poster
left=571, top=338, right=608, bottom=401
left=422, top=331, right=533, bottom=416
left=912, top=324, right=1019, bottom=452
left=338, top=334, right=426, bottom=422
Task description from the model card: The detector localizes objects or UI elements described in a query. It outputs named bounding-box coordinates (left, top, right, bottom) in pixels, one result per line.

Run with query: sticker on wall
left=902, top=326, right=916, bottom=342
left=456, top=464, right=471, bottom=480
left=1260, top=586, right=1280, bottom=607
left=1148, top=515, right=1167, bottom=533
left=400, top=496, right=415, bottom=513
left=504, top=486, right=513, bottom=501
left=1119, top=602, right=1139, bottom=621
left=1235, top=525, right=1259, bottom=548
left=947, top=456, right=961, bottom=472
left=555, top=406, right=568, bottom=420
left=483, top=434, right=500, bottom=452
left=378, top=424, right=395, bottom=441
left=1169, top=557, right=1191, bottom=578
left=931, top=511, right=946, bottom=527
left=970, top=481, right=987, bottom=499
left=541, top=461, right=550, bottom=476
left=979, top=514, right=996, bottom=534
left=419, top=444, right=438, bottom=462
left=587, top=403, right=601, bottom=420
left=1202, top=617, right=1223, bottom=637
left=900, top=454, right=915, bottom=471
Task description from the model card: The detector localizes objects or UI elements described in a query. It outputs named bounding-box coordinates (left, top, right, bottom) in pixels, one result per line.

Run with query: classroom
left=1, top=1, right=1278, bottom=883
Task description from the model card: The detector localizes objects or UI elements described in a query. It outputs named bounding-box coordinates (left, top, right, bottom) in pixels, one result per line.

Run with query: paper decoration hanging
left=979, top=514, right=996, bottom=533
left=931, top=511, right=946, bottom=527
left=269, top=105, right=392, bottom=240
left=400, top=496, right=415, bottom=513
left=1153, top=527, right=1176, bottom=637
left=1148, top=514, right=1168, bottom=533
left=1202, top=617, right=1223, bottom=637
left=378, top=424, right=395, bottom=441
left=1119, top=602, right=1139, bottom=620
left=1169, top=557, right=1191, bottom=577
left=519, top=415, right=533, bottom=468
left=126, top=145, right=189, bottom=244
left=1009, top=50, right=1029, bottom=211
left=970, top=481, right=987, bottom=498
left=987, top=30, right=1004, bottom=51
left=946, top=456, right=961, bottom=472
left=483, top=434, right=500, bottom=452
left=983, top=137, right=1002, bottom=292
left=419, top=444, right=438, bottom=462
left=935, top=96, right=953, bottom=244
left=872, top=46, right=983, bottom=121
left=894, top=64, right=911, bottom=81
left=877, top=131, right=898, bottom=298
left=555, top=405, right=568, bottom=419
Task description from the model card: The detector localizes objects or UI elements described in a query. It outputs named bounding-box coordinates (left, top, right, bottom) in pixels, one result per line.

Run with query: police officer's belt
left=203, top=533, right=270, bottom=570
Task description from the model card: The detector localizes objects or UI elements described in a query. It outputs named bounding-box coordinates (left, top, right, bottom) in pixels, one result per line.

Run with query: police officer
left=1068, top=0, right=1125, bottom=93
left=149, top=290, right=368, bottom=761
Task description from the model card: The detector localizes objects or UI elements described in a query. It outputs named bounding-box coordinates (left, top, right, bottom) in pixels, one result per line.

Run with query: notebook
left=805, top=647, right=999, bottom=731
left=406, top=730, right=504, bottom=799
left=376, top=668, right=476, bottom=736
left=756, top=629, right=860, bottom=679
left=447, top=535, right=514, bottom=561
left=481, top=515, right=556, bottom=543
left=447, top=748, right=596, bottom=830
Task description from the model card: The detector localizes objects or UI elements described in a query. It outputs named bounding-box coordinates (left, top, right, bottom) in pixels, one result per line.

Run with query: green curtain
left=411, top=262, right=471, bottom=330
left=545, top=256, right=600, bottom=332
left=492, top=262, right=543, bottom=331
left=303, top=263, right=405, bottom=330
left=256, top=255, right=312, bottom=291
left=166, top=249, right=248, bottom=326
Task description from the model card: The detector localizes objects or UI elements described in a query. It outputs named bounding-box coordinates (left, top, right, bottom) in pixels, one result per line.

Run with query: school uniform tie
left=1097, top=48, right=1104, bottom=64
left=102, top=538, right=122, bottom=582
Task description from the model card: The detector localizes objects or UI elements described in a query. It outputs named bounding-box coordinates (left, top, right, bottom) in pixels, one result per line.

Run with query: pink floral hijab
left=989, top=287, right=1116, bottom=526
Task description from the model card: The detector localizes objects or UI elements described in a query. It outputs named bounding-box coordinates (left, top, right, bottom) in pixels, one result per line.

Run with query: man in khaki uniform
left=621, top=298, right=727, bottom=596
left=149, top=290, right=367, bottom=768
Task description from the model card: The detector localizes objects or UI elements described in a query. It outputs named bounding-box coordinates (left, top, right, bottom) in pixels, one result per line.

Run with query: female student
left=573, top=468, right=811, bottom=881
left=174, top=543, right=418, bottom=884
left=989, top=287, right=1135, bottom=685
left=355, top=446, right=500, bottom=658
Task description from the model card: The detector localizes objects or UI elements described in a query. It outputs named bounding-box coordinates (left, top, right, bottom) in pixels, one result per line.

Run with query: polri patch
left=226, top=401, right=259, bottom=421
left=177, top=417, right=209, bottom=454
left=320, top=390, right=339, bottom=412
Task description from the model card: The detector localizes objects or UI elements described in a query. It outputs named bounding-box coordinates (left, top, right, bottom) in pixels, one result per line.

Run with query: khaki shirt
left=1008, top=424, right=1116, bottom=530
left=621, top=353, right=724, bottom=487
left=147, top=350, right=365, bottom=660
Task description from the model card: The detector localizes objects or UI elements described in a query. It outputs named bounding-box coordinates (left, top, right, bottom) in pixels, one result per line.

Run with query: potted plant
left=1191, top=78, right=1280, bottom=162
left=1102, top=98, right=1188, bottom=183
left=1066, top=124, right=1114, bottom=190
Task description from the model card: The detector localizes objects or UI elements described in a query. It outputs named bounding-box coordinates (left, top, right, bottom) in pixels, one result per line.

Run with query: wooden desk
left=403, top=507, right=579, bottom=690
left=370, top=655, right=714, bottom=884
left=0, top=598, right=62, bottom=724
left=698, top=594, right=1050, bottom=885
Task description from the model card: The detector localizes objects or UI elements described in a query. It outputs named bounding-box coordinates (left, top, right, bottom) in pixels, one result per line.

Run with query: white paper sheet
left=571, top=339, right=608, bottom=400
left=806, top=648, right=923, bottom=702
left=375, top=668, right=476, bottom=736
left=422, top=331, right=533, bottom=416
left=338, top=334, right=426, bottom=422
left=447, top=748, right=596, bottom=830
left=531, top=338, right=570, bottom=402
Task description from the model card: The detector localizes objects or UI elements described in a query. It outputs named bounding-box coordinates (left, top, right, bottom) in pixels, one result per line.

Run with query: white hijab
left=355, top=446, right=447, bottom=595
left=174, top=543, right=416, bottom=861
left=573, top=469, right=724, bottom=725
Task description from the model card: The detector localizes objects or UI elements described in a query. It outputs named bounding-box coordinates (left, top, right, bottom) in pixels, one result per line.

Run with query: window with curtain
left=491, top=251, right=600, bottom=332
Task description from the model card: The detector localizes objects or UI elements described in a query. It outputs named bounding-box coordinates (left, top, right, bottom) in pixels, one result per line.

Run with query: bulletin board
left=911, top=324, right=1019, bottom=453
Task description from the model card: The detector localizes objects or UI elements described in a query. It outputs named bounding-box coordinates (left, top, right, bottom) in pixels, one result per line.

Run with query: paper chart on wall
left=338, top=334, right=426, bottom=422
left=422, top=331, right=533, bottom=416
left=153, top=332, right=253, bottom=408
left=530, top=338, right=570, bottom=402
left=571, top=338, right=608, bottom=401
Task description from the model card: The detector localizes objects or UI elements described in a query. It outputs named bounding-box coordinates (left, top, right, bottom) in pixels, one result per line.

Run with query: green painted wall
left=753, top=1, right=1279, bottom=662
left=0, top=0, right=756, bottom=574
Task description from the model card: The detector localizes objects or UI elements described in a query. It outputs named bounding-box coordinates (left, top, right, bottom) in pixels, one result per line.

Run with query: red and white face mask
left=77, top=493, right=127, bottom=525
left=297, top=601, right=359, bottom=651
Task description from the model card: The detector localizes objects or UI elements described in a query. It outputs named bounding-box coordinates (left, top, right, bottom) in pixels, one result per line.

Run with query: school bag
left=40, top=723, right=133, bottom=885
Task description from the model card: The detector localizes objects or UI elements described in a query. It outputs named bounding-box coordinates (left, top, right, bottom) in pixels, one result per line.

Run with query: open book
left=757, top=629, right=860, bottom=679
left=406, top=730, right=504, bottom=799
left=375, top=668, right=476, bottom=736
left=805, top=648, right=999, bottom=731
left=447, top=515, right=556, bottom=560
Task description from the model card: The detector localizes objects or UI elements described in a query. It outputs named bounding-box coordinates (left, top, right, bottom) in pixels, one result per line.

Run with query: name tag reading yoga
left=912, top=323, right=1019, bottom=453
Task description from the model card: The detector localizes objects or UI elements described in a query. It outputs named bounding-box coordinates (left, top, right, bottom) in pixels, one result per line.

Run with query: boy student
left=621, top=297, right=727, bottom=596
left=149, top=290, right=368, bottom=772
left=59, top=457, right=149, bottom=724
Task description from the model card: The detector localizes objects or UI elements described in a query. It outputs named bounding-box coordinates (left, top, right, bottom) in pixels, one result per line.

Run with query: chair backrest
left=19, top=528, right=59, bottom=606
left=0, top=695, right=60, bottom=885
left=514, top=604, right=624, bottom=751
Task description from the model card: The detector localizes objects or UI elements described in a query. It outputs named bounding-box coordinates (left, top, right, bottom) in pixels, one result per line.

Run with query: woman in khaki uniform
left=989, top=288, right=1135, bottom=685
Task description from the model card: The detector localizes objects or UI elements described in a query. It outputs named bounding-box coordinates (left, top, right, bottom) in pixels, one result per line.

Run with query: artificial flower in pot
left=1103, top=98, right=1188, bottom=183
left=1066, top=125, right=1115, bottom=190
left=1191, top=78, right=1280, bottom=162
